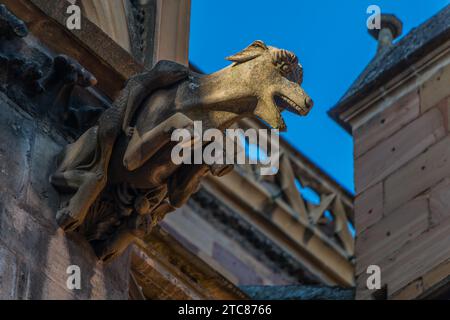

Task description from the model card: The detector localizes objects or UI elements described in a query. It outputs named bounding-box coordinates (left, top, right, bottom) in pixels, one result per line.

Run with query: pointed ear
left=226, top=40, right=268, bottom=63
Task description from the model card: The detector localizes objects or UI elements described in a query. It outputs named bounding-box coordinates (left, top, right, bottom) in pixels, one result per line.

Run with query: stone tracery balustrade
left=233, top=118, right=355, bottom=259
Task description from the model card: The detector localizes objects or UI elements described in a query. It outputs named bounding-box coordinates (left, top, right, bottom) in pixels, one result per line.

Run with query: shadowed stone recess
left=0, top=5, right=129, bottom=300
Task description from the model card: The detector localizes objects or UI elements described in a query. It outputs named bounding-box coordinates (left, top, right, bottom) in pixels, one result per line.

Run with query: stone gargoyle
left=50, top=40, right=313, bottom=262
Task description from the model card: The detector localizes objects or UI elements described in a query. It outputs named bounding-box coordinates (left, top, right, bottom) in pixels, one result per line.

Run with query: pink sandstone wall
left=161, top=204, right=304, bottom=286
left=354, top=62, right=450, bottom=299
left=0, top=93, right=130, bottom=299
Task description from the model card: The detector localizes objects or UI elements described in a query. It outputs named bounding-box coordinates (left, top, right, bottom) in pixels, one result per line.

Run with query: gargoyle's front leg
left=50, top=126, right=105, bottom=231
left=52, top=169, right=105, bottom=231
left=123, top=112, right=195, bottom=171
left=51, top=107, right=120, bottom=231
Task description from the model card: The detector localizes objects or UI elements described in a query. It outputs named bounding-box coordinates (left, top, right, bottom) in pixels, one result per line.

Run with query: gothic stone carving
left=50, top=40, right=314, bottom=262
left=0, top=4, right=28, bottom=39
left=0, top=5, right=105, bottom=135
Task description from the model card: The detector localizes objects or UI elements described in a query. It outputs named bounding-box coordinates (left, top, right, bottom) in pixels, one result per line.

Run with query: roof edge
left=329, top=6, right=450, bottom=133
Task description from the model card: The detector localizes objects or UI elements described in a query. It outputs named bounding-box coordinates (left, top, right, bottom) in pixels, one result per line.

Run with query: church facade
left=0, top=0, right=354, bottom=300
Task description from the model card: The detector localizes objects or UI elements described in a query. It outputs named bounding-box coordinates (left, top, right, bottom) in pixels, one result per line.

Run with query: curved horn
left=226, top=40, right=268, bottom=63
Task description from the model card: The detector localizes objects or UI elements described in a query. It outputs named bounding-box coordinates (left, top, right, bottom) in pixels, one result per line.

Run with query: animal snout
left=305, top=96, right=313, bottom=109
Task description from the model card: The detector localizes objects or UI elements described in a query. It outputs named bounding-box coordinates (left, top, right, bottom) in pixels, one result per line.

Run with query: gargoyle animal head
left=225, top=40, right=313, bottom=131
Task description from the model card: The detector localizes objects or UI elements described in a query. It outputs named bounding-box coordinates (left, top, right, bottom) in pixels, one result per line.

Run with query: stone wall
left=354, top=61, right=450, bottom=299
left=162, top=190, right=318, bottom=287
left=0, top=91, right=130, bottom=299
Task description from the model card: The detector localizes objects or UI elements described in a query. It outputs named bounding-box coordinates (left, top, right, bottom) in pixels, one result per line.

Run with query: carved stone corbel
left=41, top=54, right=101, bottom=130
left=0, top=4, right=28, bottom=39
left=50, top=40, right=314, bottom=262
left=0, top=5, right=107, bottom=135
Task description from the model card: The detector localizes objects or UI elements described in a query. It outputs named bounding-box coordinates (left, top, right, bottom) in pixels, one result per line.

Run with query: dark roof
left=240, top=285, right=355, bottom=300
left=329, top=5, right=450, bottom=132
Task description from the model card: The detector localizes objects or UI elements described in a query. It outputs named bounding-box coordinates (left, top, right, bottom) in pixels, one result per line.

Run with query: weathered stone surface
left=50, top=40, right=313, bottom=263
left=355, top=197, right=429, bottom=275
left=355, top=271, right=390, bottom=300
left=354, top=89, right=420, bottom=158
left=0, top=110, right=32, bottom=195
left=3, top=0, right=142, bottom=99
left=163, top=201, right=303, bottom=286
left=0, top=93, right=130, bottom=299
left=240, top=285, right=354, bottom=300
left=434, top=96, right=450, bottom=132
left=0, top=245, right=30, bottom=299
left=0, top=12, right=108, bottom=136
left=0, top=4, right=28, bottom=39
left=162, top=207, right=215, bottom=255
left=385, top=135, right=450, bottom=214
left=429, top=178, right=450, bottom=227
left=131, top=248, right=200, bottom=300
left=355, top=108, right=445, bottom=193
left=380, top=216, right=450, bottom=295
left=391, top=278, right=423, bottom=300
left=347, top=8, right=450, bottom=300
left=422, top=259, right=450, bottom=292
left=212, top=242, right=263, bottom=285
left=420, top=63, right=450, bottom=113
left=354, top=182, right=383, bottom=235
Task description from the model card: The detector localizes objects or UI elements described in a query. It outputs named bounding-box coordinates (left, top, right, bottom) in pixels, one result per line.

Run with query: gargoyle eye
left=283, top=63, right=303, bottom=85
left=281, top=64, right=291, bottom=73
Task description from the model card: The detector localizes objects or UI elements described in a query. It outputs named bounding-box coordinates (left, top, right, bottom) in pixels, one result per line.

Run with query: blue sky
left=189, top=0, right=449, bottom=193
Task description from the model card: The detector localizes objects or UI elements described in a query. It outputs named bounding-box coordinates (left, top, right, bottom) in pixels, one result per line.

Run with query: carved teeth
left=279, top=95, right=307, bottom=115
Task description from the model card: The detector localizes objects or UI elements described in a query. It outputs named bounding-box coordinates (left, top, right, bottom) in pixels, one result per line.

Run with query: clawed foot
left=56, top=207, right=82, bottom=232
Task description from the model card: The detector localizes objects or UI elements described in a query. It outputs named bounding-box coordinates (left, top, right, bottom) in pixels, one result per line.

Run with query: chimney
left=369, top=14, right=403, bottom=54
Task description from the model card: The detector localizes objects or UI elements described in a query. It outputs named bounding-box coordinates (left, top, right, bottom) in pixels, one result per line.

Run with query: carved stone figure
left=50, top=40, right=313, bottom=262
left=41, top=54, right=101, bottom=130
left=0, top=4, right=28, bottom=39
left=0, top=4, right=104, bottom=133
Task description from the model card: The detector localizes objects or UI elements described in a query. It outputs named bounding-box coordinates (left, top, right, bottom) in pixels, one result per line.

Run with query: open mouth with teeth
left=274, top=94, right=309, bottom=116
